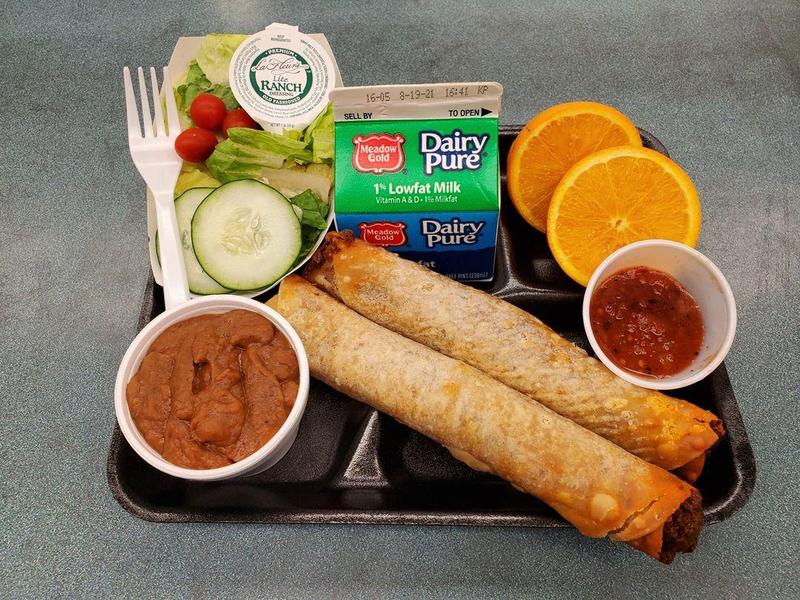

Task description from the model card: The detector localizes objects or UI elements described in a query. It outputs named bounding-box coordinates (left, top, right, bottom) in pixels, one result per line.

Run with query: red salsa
left=590, top=266, right=704, bottom=378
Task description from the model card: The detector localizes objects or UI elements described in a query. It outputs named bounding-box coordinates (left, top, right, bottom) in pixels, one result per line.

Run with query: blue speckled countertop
left=2, top=1, right=798, bottom=597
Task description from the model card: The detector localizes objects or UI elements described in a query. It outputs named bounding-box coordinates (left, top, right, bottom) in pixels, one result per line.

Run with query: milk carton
left=330, top=82, right=503, bottom=281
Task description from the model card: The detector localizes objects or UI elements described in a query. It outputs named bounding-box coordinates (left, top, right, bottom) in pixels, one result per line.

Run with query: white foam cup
left=583, top=240, right=736, bottom=390
left=115, top=295, right=309, bottom=481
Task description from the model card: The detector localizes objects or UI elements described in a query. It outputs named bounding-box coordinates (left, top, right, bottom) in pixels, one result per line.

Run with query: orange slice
left=547, top=146, right=702, bottom=286
left=507, top=101, right=642, bottom=232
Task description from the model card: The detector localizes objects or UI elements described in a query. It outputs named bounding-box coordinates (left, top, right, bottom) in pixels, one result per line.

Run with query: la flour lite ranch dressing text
left=229, top=23, right=337, bottom=131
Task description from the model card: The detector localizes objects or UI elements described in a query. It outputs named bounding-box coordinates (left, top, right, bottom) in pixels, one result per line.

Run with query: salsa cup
left=582, top=240, right=737, bottom=390
left=114, top=295, right=310, bottom=481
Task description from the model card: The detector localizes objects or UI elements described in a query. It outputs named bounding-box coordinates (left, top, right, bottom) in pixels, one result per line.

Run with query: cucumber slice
left=156, top=188, right=232, bottom=295
left=192, top=180, right=301, bottom=290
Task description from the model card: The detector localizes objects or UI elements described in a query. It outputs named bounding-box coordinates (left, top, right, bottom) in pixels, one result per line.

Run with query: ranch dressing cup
left=229, top=23, right=336, bottom=132
left=331, top=82, right=503, bottom=282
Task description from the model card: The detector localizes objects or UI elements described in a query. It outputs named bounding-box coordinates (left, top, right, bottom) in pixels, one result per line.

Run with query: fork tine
left=123, top=67, right=141, bottom=139
left=149, top=67, right=167, bottom=137
left=137, top=67, right=154, bottom=138
left=163, top=67, right=182, bottom=138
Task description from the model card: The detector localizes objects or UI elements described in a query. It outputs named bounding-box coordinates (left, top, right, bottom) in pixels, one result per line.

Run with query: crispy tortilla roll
left=304, top=232, right=723, bottom=473
left=673, top=454, right=707, bottom=483
left=269, top=276, right=702, bottom=562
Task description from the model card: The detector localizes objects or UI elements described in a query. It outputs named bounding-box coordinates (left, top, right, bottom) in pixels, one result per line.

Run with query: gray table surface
left=2, top=0, right=798, bottom=598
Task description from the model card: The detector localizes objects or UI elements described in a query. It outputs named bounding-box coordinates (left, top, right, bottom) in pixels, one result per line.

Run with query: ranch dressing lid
left=229, top=23, right=336, bottom=132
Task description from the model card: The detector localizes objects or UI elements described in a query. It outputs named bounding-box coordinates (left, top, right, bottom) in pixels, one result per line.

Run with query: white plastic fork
left=123, top=66, right=189, bottom=309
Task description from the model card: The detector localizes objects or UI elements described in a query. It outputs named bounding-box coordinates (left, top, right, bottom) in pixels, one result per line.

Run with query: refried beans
left=126, top=309, right=299, bottom=469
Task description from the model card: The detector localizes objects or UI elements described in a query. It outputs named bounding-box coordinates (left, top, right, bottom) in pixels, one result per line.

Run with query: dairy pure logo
left=419, top=129, right=489, bottom=176
left=421, top=217, right=485, bottom=248
left=249, top=48, right=312, bottom=105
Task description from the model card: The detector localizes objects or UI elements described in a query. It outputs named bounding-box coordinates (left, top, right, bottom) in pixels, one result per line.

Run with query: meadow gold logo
left=351, top=133, right=406, bottom=174
left=359, top=222, right=407, bottom=246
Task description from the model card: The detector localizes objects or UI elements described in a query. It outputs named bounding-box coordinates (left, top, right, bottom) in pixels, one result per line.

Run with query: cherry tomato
left=222, top=108, right=260, bottom=137
left=190, top=93, right=227, bottom=130
left=174, top=128, right=218, bottom=163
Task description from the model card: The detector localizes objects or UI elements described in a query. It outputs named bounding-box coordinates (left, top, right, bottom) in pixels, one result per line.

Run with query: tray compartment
left=108, top=127, right=754, bottom=526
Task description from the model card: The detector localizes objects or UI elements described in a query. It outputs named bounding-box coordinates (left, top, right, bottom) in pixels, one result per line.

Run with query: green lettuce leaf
left=304, top=104, right=334, bottom=163
left=196, top=34, right=247, bottom=85
left=206, top=127, right=315, bottom=183
left=289, top=190, right=329, bottom=262
left=205, top=139, right=273, bottom=182
left=227, top=127, right=313, bottom=164
left=297, top=228, right=322, bottom=263
left=261, top=163, right=332, bottom=202
left=174, top=164, right=221, bottom=197
left=290, top=189, right=328, bottom=230
left=176, top=62, right=208, bottom=111
left=209, top=84, right=238, bottom=110
left=175, top=60, right=239, bottom=122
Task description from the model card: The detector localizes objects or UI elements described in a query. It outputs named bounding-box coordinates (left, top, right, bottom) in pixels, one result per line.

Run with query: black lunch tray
left=107, top=126, right=755, bottom=525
